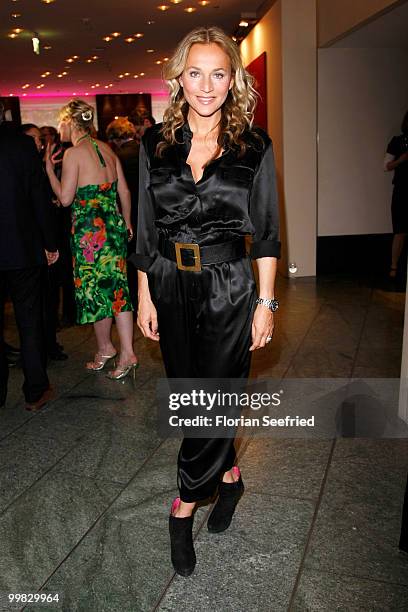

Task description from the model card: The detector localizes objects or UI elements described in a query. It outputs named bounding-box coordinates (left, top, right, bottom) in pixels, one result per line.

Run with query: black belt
left=159, top=237, right=246, bottom=272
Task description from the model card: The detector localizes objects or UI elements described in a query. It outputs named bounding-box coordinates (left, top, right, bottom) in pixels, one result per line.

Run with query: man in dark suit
left=0, top=103, right=59, bottom=410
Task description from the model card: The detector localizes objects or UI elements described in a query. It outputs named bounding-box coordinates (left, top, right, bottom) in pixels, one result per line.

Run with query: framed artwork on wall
left=0, top=96, right=21, bottom=126
left=245, top=52, right=267, bottom=131
left=95, top=94, right=152, bottom=139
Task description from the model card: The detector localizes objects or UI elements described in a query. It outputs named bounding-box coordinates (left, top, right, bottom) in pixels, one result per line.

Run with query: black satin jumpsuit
left=130, top=122, right=280, bottom=502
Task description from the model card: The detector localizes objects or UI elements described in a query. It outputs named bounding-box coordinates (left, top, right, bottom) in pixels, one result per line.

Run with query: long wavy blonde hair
left=157, top=26, right=260, bottom=158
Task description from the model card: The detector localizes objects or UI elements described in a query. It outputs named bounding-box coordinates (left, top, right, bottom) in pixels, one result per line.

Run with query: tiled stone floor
left=1, top=274, right=408, bottom=611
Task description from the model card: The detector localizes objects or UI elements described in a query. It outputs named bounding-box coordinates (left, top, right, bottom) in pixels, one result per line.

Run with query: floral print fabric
left=71, top=180, right=132, bottom=324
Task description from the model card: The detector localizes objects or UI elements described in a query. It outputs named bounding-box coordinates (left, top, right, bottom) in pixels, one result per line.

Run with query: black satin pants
left=148, top=253, right=257, bottom=502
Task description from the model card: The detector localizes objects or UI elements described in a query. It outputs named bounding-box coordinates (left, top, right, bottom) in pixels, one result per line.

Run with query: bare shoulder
left=95, top=138, right=115, bottom=158
left=63, top=146, right=78, bottom=163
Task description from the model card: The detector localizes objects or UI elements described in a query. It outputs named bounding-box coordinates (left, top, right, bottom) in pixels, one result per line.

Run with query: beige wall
left=241, top=1, right=286, bottom=273
left=318, top=0, right=402, bottom=46
left=241, top=0, right=317, bottom=277
left=281, top=0, right=317, bottom=277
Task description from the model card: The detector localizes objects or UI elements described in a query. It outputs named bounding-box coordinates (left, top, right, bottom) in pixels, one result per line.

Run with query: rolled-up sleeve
left=128, top=139, right=158, bottom=272
left=249, top=140, right=281, bottom=260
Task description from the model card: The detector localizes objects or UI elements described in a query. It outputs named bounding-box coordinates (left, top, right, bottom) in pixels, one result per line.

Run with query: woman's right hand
left=137, top=294, right=159, bottom=341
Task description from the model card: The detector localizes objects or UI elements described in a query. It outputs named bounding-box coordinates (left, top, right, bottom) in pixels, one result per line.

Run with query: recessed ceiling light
left=124, top=72, right=130, bottom=76
left=22, top=93, right=27, bottom=96
left=170, top=0, right=182, bottom=3
left=13, top=28, right=23, bottom=33
left=11, top=13, right=21, bottom=18
left=72, top=92, right=77, bottom=95
left=155, top=60, right=162, bottom=64
left=104, top=85, right=109, bottom=89
left=8, top=33, right=18, bottom=38
left=72, top=55, right=79, bottom=59
left=22, top=83, right=30, bottom=89
left=41, top=0, right=56, bottom=3
left=111, top=32, right=121, bottom=37
left=239, top=20, right=249, bottom=27
left=147, top=20, right=155, bottom=25
left=62, top=71, right=67, bottom=75
left=92, top=55, right=98, bottom=60
left=147, top=49, right=154, bottom=53
left=95, top=82, right=100, bottom=86
left=139, top=72, right=145, bottom=76
left=66, top=58, right=74, bottom=63
left=125, top=37, right=134, bottom=43
left=133, top=74, right=139, bottom=78
left=109, top=83, right=113, bottom=87
left=157, top=4, right=170, bottom=11
left=198, top=0, right=210, bottom=5
left=163, top=56, right=169, bottom=61
left=43, top=44, right=52, bottom=50
left=41, top=71, right=51, bottom=77
left=134, top=33, right=144, bottom=38
left=103, top=36, right=113, bottom=42
left=184, top=6, right=196, bottom=12
left=118, top=74, right=124, bottom=78
left=139, top=91, right=143, bottom=94
left=91, top=85, right=95, bottom=89
left=36, top=84, right=45, bottom=89
left=86, top=58, right=93, bottom=63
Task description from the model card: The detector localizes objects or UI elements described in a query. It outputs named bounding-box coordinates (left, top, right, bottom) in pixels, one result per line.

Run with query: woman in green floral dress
left=45, top=99, right=138, bottom=379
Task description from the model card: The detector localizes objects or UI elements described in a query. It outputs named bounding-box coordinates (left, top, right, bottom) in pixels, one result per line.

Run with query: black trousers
left=148, top=254, right=256, bottom=502
left=0, top=266, right=49, bottom=403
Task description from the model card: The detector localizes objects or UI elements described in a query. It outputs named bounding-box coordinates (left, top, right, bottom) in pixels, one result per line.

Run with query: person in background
left=41, top=125, right=76, bottom=327
left=21, top=123, right=67, bottom=361
left=0, top=104, right=59, bottom=411
left=384, top=110, right=408, bottom=278
left=106, top=117, right=140, bottom=310
left=20, top=123, right=42, bottom=153
left=45, top=99, right=138, bottom=379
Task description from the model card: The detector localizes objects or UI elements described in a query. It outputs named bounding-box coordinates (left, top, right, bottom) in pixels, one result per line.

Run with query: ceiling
left=332, top=0, right=408, bottom=48
left=0, top=0, right=264, bottom=98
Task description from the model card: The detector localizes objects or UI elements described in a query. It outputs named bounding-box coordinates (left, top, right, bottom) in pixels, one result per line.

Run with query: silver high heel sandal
left=86, top=353, right=117, bottom=371
left=106, top=362, right=139, bottom=380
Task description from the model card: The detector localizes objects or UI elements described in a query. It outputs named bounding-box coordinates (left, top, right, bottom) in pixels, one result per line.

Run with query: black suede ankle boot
left=207, top=466, right=244, bottom=533
left=168, top=498, right=196, bottom=577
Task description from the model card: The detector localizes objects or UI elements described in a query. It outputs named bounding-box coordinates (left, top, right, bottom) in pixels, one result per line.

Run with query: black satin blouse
left=130, top=121, right=281, bottom=272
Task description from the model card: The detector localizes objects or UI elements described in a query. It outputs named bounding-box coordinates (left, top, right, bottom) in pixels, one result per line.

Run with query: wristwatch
left=256, top=297, right=279, bottom=312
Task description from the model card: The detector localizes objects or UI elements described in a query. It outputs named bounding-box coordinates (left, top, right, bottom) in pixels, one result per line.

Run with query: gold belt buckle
left=174, top=242, right=201, bottom=272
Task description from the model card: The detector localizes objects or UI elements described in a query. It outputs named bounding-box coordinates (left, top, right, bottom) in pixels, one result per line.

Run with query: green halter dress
left=71, top=135, right=132, bottom=324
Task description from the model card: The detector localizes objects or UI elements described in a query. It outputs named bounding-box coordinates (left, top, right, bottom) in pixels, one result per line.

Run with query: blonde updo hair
left=59, top=99, right=95, bottom=133
left=106, top=117, right=136, bottom=141
left=157, top=26, right=260, bottom=158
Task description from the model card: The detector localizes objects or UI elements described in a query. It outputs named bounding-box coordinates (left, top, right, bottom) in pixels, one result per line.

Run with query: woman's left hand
left=45, top=142, right=63, bottom=169
left=250, top=305, right=274, bottom=351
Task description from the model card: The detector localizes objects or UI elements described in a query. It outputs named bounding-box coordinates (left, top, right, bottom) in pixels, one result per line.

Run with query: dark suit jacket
left=0, top=123, right=57, bottom=270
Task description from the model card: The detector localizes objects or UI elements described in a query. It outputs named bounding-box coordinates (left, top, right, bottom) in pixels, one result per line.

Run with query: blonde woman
left=45, top=100, right=138, bottom=379
left=131, top=27, right=280, bottom=575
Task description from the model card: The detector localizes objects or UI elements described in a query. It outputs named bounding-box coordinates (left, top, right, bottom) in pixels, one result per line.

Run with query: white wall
left=318, top=47, right=408, bottom=236
left=20, top=93, right=168, bottom=129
